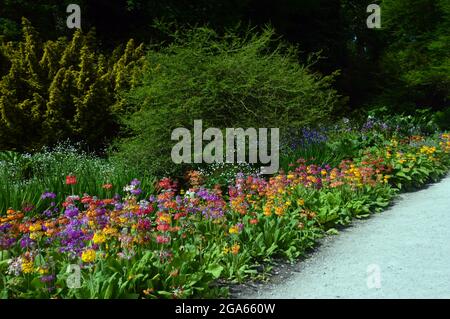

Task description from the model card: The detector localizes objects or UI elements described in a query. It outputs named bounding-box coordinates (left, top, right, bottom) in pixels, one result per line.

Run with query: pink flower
left=156, top=235, right=170, bottom=244
left=157, top=224, right=170, bottom=232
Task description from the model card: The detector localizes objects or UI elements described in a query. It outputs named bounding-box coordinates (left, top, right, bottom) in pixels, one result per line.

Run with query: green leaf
left=326, top=228, right=339, bottom=235
left=206, top=264, right=223, bottom=279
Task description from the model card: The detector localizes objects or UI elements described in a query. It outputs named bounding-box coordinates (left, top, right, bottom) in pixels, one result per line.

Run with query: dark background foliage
left=1, top=0, right=449, bottom=155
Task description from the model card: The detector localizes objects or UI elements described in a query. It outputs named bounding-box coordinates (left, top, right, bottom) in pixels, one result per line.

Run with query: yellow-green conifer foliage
left=0, top=18, right=145, bottom=151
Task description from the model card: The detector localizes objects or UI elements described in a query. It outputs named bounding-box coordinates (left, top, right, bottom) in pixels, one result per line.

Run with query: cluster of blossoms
left=440, top=134, right=450, bottom=152
left=123, top=179, right=143, bottom=196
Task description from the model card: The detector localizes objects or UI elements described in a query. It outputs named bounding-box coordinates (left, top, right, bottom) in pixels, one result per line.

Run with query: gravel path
left=239, top=175, right=450, bottom=299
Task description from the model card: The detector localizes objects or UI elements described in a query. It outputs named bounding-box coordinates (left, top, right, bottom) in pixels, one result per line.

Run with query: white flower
left=123, top=185, right=135, bottom=192
left=7, top=257, right=23, bottom=276
left=138, top=199, right=149, bottom=208
left=185, top=191, right=195, bottom=199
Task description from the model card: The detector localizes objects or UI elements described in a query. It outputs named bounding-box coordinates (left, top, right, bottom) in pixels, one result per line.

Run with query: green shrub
left=434, top=106, right=450, bottom=130
left=0, top=18, right=145, bottom=152
left=379, top=0, right=450, bottom=110
left=114, top=26, right=343, bottom=176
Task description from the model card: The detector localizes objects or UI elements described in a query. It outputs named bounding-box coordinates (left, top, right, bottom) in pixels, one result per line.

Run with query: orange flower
left=143, top=288, right=154, bottom=296
left=231, top=244, right=240, bottom=255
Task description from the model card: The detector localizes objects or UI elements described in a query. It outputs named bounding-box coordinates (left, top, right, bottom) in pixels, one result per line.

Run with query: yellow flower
left=22, top=259, right=34, bottom=274
left=81, top=249, right=96, bottom=263
left=29, top=232, right=42, bottom=240
left=37, top=267, right=49, bottom=275
left=297, top=199, right=305, bottom=206
left=158, top=214, right=171, bottom=224
left=229, top=225, right=239, bottom=234
left=118, top=217, right=127, bottom=224
left=420, top=145, right=436, bottom=155
left=223, top=246, right=230, bottom=254
left=391, top=139, right=398, bottom=147
left=102, top=226, right=118, bottom=236
left=29, top=223, right=42, bottom=232
left=93, top=232, right=106, bottom=245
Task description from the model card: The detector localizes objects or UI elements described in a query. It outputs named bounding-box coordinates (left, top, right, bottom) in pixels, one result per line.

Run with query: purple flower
left=20, top=235, right=35, bottom=249
left=40, top=274, right=55, bottom=283
left=0, top=223, right=12, bottom=232
left=41, top=192, right=57, bottom=200
left=130, top=188, right=142, bottom=196
left=42, top=209, right=53, bottom=218
left=58, top=223, right=89, bottom=256
left=236, top=172, right=245, bottom=180
left=64, top=206, right=79, bottom=218
left=0, top=236, right=16, bottom=249
left=362, top=119, right=375, bottom=131
left=130, top=179, right=141, bottom=186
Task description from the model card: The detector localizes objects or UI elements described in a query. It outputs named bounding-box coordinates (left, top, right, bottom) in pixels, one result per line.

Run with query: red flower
left=137, top=219, right=151, bottom=230
left=158, top=177, right=178, bottom=191
left=66, top=175, right=77, bottom=185
left=102, top=183, right=113, bottom=190
left=250, top=219, right=258, bottom=225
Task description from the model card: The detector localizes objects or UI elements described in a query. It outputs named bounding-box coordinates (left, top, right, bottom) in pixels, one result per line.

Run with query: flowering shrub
left=1, top=133, right=449, bottom=298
